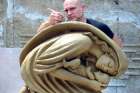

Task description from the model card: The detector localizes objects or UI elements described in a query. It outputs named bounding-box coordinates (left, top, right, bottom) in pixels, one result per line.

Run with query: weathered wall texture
left=0, top=0, right=140, bottom=47
left=0, top=0, right=140, bottom=93
left=0, top=0, right=64, bottom=47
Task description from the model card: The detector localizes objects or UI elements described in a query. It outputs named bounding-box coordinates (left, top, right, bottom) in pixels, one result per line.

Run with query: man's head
left=63, top=0, right=85, bottom=21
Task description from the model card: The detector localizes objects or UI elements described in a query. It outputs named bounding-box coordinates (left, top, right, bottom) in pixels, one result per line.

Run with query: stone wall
left=0, top=0, right=140, bottom=93
left=0, top=0, right=64, bottom=47
left=0, top=0, right=140, bottom=47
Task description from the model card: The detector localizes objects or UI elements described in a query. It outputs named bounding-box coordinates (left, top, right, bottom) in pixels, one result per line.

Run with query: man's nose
left=67, top=10, right=72, bottom=15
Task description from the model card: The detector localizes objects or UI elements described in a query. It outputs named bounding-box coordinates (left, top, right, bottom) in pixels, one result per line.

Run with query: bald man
left=37, top=0, right=122, bottom=47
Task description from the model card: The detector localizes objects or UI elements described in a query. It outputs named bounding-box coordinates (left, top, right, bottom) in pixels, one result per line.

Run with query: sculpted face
left=96, top=55, right=118, bottom=75
left=63, top=0, right=85, bottom=21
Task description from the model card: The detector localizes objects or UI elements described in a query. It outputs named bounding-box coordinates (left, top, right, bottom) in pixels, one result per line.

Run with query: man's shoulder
left=86, top=18, right=114, bottom=38
left=86, top=18, right=106, bottom=27
left=86, top=18, right=111, bottom=30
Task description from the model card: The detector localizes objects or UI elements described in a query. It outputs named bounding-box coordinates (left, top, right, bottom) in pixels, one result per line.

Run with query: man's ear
left=81, top=4, right=87, bottom=12
left=82, top=4, right=86, bottom=9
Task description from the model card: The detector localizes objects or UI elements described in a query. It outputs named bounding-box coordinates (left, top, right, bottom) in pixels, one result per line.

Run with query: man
left=37, top=0, right=122, bottom=47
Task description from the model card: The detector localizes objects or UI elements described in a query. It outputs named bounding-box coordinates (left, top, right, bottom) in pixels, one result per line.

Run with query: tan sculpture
left=19, top=21, right=128, bottom=93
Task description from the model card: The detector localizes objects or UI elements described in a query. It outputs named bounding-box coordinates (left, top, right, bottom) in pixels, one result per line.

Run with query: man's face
left=63, top=0, right=84, bottom=21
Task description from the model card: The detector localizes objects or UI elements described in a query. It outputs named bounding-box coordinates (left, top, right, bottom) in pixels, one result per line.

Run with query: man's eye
left=64, top=9, right=68, bottom=12
left=70, top=7, right=76, bottom=11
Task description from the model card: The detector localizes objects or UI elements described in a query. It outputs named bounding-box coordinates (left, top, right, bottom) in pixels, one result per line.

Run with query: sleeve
left=98, top=23, right=114, bottom=39
left=86, top=18, right=114, bottom=39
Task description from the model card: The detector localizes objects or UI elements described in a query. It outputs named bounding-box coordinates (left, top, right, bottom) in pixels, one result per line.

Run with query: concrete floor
left=0, top=48, right=23, bottom=93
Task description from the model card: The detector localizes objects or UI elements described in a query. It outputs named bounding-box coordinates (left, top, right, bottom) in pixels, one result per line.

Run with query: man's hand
left=47, top=8, right=64, bottom=25
left=113, top=34, right=123, bottom=48
left=37, top=8, right=64, bottom=32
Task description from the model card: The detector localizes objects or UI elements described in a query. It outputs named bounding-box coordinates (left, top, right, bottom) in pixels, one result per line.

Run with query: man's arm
left=37, top=21, right=52, bottom=32
left=112, top=34, right=123, bottom=48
